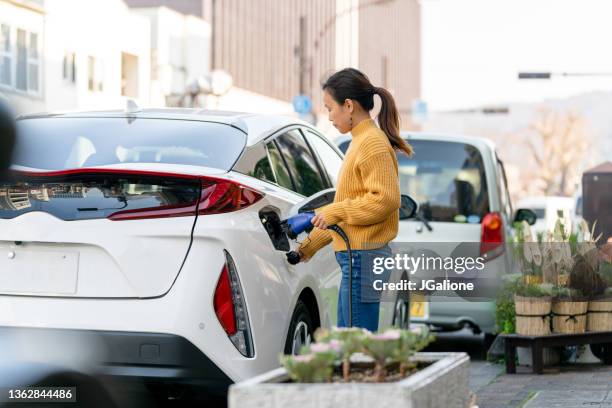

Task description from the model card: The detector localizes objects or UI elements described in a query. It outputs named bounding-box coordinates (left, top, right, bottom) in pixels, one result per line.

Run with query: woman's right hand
left=312, top=213, right=328, bottom=230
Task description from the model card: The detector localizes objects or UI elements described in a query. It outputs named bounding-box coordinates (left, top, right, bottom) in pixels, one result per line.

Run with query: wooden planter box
left=588, top=298, right=612, bottom=332
left=514, top=295, right=552, bottom=336
left=229, top=352, right=470, bottom=408
left=552, top=299, right=588, bottom=334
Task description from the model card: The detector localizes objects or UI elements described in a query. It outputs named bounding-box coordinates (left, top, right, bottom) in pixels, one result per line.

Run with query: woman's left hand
left=312, top=213, right=328, bottom=230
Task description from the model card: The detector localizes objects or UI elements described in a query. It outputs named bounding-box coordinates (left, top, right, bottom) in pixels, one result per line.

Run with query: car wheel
left=284, top=300, right=314, bottom=355
left=392, top=290, right=410, bottom=329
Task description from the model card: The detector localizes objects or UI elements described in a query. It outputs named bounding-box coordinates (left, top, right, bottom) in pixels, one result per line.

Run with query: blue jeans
left=335, top=245, right=392, bottom=332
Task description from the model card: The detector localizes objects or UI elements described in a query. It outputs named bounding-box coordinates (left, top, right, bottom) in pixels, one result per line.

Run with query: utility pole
left=298, top=15, right=307, bottom=95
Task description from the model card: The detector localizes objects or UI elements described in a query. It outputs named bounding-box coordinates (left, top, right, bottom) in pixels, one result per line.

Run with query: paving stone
left=476, top=365, right=612, bottom=408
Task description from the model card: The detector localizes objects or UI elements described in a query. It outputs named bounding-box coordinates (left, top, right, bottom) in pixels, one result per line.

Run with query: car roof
left=17, top=108, right=312, bottom=147
left=334, top=130, right=498, bottom=152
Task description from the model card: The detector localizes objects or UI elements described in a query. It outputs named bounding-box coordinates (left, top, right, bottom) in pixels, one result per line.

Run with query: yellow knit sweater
left=298, top=118, right=400, bottom=259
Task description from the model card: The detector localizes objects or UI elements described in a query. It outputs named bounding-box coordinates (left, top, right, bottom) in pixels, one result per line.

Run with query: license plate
left=0, top=247, right=79, bottom=294
left=410, top=293, right=429, bottom=320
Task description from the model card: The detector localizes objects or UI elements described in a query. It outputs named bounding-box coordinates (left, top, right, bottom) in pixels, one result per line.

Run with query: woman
left=298, top=68, right=413, bottom=332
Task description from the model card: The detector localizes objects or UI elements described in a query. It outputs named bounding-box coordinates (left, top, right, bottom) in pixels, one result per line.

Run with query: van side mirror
left=400, top=194, right=418, bottom=220
left=514, top=208, right=537, bottom=226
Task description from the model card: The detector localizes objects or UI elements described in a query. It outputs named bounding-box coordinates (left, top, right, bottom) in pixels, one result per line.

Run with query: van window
left=398, top=140, right=489, bottom=222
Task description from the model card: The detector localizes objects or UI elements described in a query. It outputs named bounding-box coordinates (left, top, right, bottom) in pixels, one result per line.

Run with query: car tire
left=284, top=300, right=314, bottom=355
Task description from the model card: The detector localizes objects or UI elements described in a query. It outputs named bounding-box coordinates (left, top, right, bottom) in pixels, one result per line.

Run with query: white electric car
left=0, top=109, right=411, bottom=393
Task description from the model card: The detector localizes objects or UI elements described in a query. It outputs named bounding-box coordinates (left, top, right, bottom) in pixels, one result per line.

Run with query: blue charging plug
left=283, top=212, right=315, bottom=239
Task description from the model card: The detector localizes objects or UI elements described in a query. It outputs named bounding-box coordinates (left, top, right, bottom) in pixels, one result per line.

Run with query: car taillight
left=213, top=251, right=254, bottom=357
left=198, top=178, right=263, bottom=215
left=214, top=264, right=237, bottom=336
left=480, top=212, right=505, bottom=261
left=109, top=175, right=263, bottom=221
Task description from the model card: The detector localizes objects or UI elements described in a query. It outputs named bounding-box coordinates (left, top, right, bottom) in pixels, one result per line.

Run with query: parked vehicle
left=516, top=196, right=574, bottom=237
left=336, top=132, right=536, bottom=339
left=0, top=109, right=409, bottom=395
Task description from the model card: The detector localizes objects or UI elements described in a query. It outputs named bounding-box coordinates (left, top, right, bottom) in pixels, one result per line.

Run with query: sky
left=421, top=0, right=612, bottom=110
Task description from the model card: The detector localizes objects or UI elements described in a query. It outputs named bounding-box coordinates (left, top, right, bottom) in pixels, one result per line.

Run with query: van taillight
left=480, top=212, right=504, bottom=261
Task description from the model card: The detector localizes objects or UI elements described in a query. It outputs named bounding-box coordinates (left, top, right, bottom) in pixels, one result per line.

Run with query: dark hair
left=322, top=68, right=413, bottom=156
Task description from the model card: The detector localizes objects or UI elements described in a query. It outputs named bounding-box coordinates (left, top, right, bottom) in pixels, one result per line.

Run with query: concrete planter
left=229, top=352, right=470, bottom=408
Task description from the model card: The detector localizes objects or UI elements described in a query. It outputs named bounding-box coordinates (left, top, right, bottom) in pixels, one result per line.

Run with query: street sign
left=411, top=99, right=428, bottom=124
left=292, top=94, right=312, bottom=114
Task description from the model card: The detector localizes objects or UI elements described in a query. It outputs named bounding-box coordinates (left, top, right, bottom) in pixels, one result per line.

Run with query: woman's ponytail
left=375, top=87, right=413, bottom=157
left=323, top=68, right=413, bottom=157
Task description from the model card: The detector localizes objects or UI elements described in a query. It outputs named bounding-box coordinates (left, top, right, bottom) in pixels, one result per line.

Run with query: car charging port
left=259, top=207, right=290, bottom=251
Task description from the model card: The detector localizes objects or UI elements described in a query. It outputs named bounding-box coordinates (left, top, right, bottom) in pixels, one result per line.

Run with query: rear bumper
left=0, top=326, right=232, bottom=390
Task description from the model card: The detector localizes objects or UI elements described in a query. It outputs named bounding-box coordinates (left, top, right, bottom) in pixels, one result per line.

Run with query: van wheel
left=284, top=300, right=314, bottom=355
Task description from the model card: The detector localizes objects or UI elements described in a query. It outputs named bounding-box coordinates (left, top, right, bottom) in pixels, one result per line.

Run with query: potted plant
left=551, top=287, right=588, bottom=334
left=228, top=327, right=471, bottom=408
left=567, top=220, right=611, bottom=332
left=511, top=221, right=554, bottom=336
left=514, top=282, right=554, bottom=336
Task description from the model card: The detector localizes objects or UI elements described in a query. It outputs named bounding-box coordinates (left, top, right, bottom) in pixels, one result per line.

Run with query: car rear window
left=398, top=140, right=489, bottom=223
left=12, top=117, right=246, bottom=171
left=0, top=173, right=201, bottom=221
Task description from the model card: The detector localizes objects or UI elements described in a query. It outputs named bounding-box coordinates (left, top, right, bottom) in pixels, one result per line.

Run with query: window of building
left=63, top=52, right=76, bottom=83
left=88, top=56, right=104, bottom=92
left=0, top=24, right=11, bottom=86
left=121, top=52, right=139, bottom=98
left=16, top=29, right=27, bottom=91
left=27, top=32, right=39, bottom=92
left=0, top=25, right=40, bottom=93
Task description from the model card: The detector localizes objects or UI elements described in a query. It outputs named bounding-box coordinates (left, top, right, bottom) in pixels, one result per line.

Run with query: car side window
left=274, top=130, right=327, bottom=196
left=303, top=130, right=343, bottom=186
left=266, top=140, right=293, bottom=191
left=233, top=143, right=276, bottom=184
left=338, top=140, right=351, bottom=154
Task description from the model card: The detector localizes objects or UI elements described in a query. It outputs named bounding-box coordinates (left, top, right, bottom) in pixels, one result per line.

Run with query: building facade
left=131, top=6, right=212, bottom=106
left=0, top=0, right=46, bottom=112
left=126, top=0, right=421, bottom=129
left=357, top=0, right=421, bottom=129
left=0, top=0, right=152, bottom=114
left=207, top=0, right=420, bottom=128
